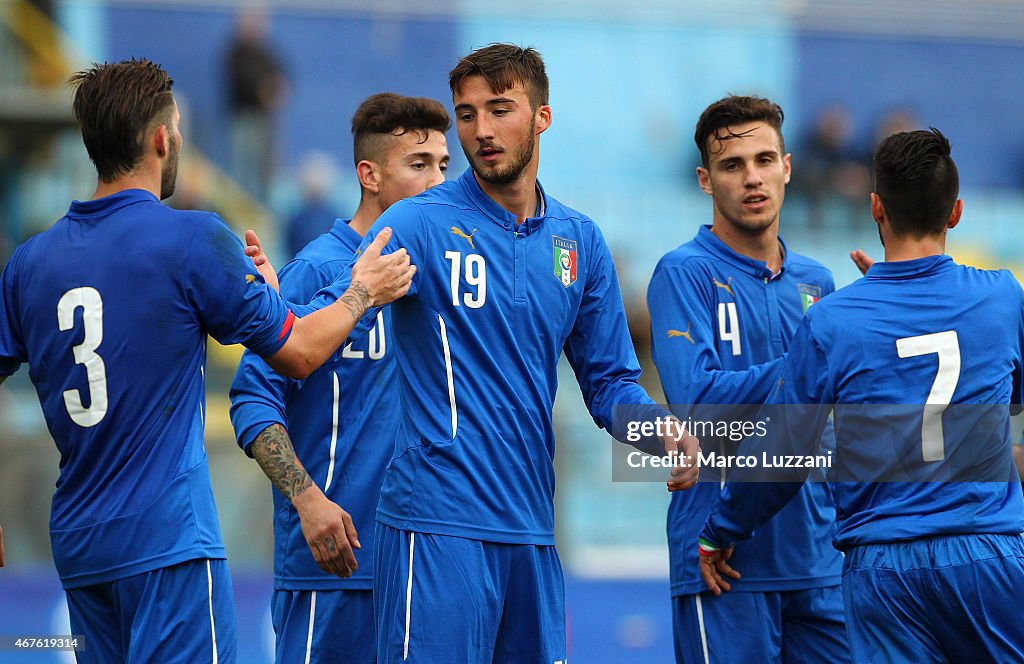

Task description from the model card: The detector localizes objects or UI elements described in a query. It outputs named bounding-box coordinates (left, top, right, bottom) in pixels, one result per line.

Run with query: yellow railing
left=1, top=0, right=68, bottom=87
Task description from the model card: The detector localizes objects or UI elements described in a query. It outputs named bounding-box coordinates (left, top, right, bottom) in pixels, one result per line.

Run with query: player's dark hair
left=873, top=128, right=959, bottom=238
left=351, top=93, right=451, bottom=166
left=69, top=58, right=175, bottom=182
left=449, top=43, right=549, bottom=110
left=694, top=95, right=785, bottom=168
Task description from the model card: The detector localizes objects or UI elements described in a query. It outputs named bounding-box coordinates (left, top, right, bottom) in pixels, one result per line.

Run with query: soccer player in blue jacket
left=648, top=96, right=848, bottom=663
left=229, top=93, right=450, bottom=663
left=267, top=44, right=700, bottom=663
left=700, top=128, right=1024, bottom=662
left=0, top=60, right=414, bottom=663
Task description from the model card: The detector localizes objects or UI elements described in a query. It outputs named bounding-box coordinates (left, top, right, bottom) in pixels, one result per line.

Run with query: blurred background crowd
left=2, top=0, right=1024, bottom=661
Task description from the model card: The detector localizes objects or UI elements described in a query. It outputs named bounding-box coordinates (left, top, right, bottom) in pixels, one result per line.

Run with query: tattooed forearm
left=251, top=423, right=313, bottom=500
left=339, top=281, right=371, bottom=322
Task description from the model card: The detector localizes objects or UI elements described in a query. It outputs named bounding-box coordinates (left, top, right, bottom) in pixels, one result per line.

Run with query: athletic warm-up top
left=304, top=168, right=659, bottom=544
left=703, top=255, right=1024, bottom=550
left=649, top=225, right=842, bottom=594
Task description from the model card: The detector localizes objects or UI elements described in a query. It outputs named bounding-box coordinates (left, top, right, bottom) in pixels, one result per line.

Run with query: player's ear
left=697, top=166, right=713, bottom=196
left=782, top=153, right=792, bottom=185
left=870, top=192, right=886, bottom=225
left=356, top=160, right=381, bottom=194
left=946, top=198, right=963, bottom=230
left=535, top=105, right=552, bottom=135
left=153, top=124, right=169, bottom=158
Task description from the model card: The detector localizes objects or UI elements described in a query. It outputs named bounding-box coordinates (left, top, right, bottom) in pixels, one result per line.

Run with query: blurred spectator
left=224, top=7, right=287, bottom=203
left=868, top=107, right=920, bottom=154
left=790, top=105, right=870, bottom=231
left=283, top=150, right=340, bottom=258
left=849, top=107, right=920, bottom=185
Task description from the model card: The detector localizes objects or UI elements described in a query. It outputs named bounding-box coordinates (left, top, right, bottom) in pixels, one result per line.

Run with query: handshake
left=660, top=416, right=701, bottom=493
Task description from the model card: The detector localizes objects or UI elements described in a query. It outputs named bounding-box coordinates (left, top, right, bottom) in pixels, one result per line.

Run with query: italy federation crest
left=798, top=283, right=822, bottom=312
left=552, top=236, right=578, bottom=287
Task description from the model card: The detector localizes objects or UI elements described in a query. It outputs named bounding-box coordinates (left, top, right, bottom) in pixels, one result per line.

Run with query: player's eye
left=440, top=163, right=449, bottom=173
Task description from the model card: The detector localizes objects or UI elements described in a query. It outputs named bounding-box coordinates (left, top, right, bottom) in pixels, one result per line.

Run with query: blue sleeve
left=296, top=203, right=425, bottom=336
left=291, top=254, right=359, bottom=317
left=563, top=224, right=658, bottom=438
left=185, top=215, right=293, bottom=357
left=279, top=258, right=339, bottom=306
left=229, top=349, right=301, bottom=456
left=228, top=254, right=338, bottom=455
left=700, top=316, right=834, bottom=547
left=647, top=261, right=783, bottom=407
left=0, top=246, right=27, bottom=375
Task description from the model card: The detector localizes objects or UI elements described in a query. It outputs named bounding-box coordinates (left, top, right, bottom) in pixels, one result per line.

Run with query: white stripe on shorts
left=304, top=591, right=318, bottom=664
left=207, top=560, right=218, bottom=664
left=403, top=532, right=417, bottom=660
left=695, top=594, right=709, bottom=664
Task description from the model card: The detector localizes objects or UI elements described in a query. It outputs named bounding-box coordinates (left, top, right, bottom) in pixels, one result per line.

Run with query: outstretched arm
left=699, top=319, right=834, bottom=591
left=250, top=424, right=361, bottom=578
left=265, top=228, right=415, bottom=379
left=648, top=263, right=784, bottom=408
left=563, top=229, right=700, bottom=490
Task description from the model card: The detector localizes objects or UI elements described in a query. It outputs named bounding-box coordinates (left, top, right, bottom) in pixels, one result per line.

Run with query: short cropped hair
left=449, top=43, right=549, bottom=110
left=694, top=95, right=785, bottom=168
left=873, top=128, right=959, bottom=238
left=69, top=58, right=175, bottom=182
left=351, top=93, right=451, bottom=166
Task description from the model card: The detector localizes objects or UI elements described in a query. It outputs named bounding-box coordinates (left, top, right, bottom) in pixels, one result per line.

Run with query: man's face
left=453, top=75, right=543, bottom=186
left=159, top=101, right=182, bottom=200
left=376, top=129, right=450, bottom=211
left=697, top=121, right=791, bottom=235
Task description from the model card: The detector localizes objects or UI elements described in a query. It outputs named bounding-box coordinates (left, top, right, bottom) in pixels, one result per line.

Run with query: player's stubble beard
left=721, top=186, right=784, bottom=237
left=471, top=117, right=536, bottom=186
left=160, top=132, right=179, bottom=200
left=719, top=204, right=780, bottom=238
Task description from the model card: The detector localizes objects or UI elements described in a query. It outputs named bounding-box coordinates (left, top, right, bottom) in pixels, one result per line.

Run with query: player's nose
left=743, top=167, right=763, bottom=187
left=474, top=115, right=494, bottom=141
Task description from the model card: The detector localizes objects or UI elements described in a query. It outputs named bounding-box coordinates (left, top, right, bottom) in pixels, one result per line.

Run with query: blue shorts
left=374, top=523, right=567, bottom=663
left=65, top=557, right=236, bottom=664
left=271, top=588, right=374, bottom=663
left=842, top=533, right=1024, bottom=663
left=672, top=586, right=848, bottom=664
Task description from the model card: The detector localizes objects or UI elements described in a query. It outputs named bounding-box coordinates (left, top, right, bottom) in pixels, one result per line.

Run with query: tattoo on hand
left=340, top=282, right=371, bottom=321
left=251, top=424, right=313, bottom=500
